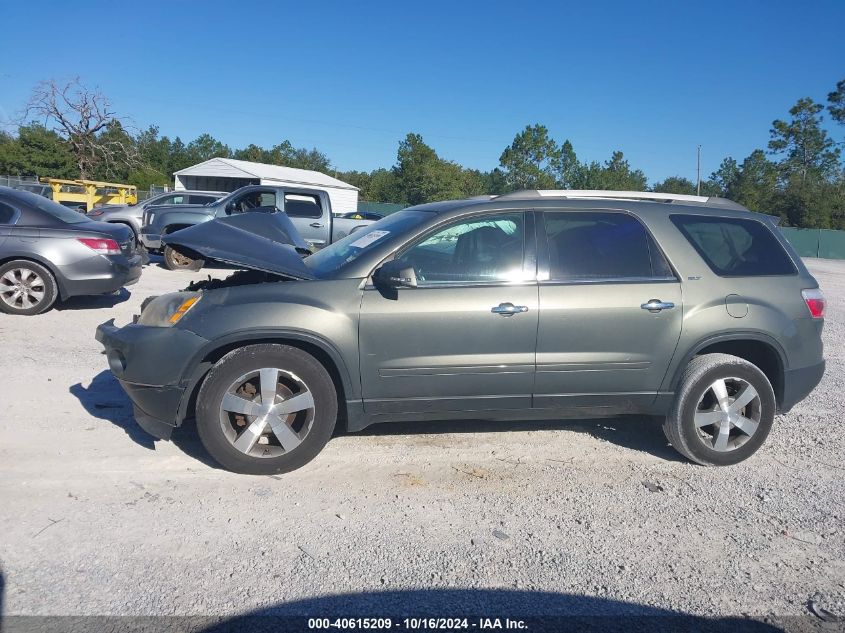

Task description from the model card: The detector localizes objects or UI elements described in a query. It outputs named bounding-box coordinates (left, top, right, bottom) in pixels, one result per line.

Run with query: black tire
left=663, top=353, right=776, bottom=466
left=195, top=344, right=337, bottom=475
left=0, top=259, right=59, bottom=315
left=163, top=244, right=204, bottom=271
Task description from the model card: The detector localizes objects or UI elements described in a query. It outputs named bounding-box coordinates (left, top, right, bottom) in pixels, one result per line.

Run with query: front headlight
left=137, top=291, right=202, bottom=327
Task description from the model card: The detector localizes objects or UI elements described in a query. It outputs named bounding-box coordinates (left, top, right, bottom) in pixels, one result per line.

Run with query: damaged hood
left=161, top=212, right=316, bottom=280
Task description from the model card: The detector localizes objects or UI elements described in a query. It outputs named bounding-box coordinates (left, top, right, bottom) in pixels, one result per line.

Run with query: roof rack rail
left=492, top=189, right=748, bottom=210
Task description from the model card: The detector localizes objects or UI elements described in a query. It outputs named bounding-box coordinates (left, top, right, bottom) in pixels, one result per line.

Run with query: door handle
left=641, top=299, right=675, bottom=313
left=309, top=222, right=325, bottom=228
left=491, top=302, right=529, bottom=316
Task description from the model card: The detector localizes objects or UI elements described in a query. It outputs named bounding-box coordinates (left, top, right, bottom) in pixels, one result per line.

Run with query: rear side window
left=189, top=195, right=217, bottom=205
left=0, top=202, right=17, bottom=224
left=670, top=215, right=796, bottom=277
left=284, top=193, right=322, bottom=218
left=542, top=211, right=673, bottom=281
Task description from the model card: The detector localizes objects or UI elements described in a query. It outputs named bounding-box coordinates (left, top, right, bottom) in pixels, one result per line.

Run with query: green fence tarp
left=780, top=227, right=820, bottom=258
left=779, top=227, right=845, bottom=260
left=819, top=229, right=845, bottom=259
left=357, top=202, right=406, bottom=216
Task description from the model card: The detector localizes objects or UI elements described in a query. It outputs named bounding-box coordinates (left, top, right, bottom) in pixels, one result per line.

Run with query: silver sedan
left=87, top=190, right=226, bottom=241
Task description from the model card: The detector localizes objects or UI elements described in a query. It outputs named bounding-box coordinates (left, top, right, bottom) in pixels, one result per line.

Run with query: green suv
left=96, top=190, right=826, bottom=474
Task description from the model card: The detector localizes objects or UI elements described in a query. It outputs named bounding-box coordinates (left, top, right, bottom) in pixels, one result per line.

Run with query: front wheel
left=163, top=245, right=204, bottom=271
left=195, top=344, right=338, bottom=475
left=663, top=353, right=776, bottom=466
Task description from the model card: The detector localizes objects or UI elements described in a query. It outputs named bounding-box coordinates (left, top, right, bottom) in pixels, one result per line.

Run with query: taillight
left=78, top=237, right=121, bottom=255
left=802, top=288, right=825, bottom=319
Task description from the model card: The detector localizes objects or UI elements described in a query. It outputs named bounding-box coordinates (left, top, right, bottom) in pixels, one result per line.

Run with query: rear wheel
left=195, top=344, right=338, bottom=475
left=0, top=260, right=58, bottom=315
left=163, top=244, right=204, bottom=271
left=663, top=353, right=775, bottom=466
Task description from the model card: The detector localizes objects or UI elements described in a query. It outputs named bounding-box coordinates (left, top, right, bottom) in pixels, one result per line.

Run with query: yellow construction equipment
left=42, top=178, right=138, bottom=212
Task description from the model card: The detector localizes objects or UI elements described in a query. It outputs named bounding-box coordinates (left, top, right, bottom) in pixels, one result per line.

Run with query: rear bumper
left=780, top=360, right=825, bottom=413
left=60, top=253, right=143, bottom=298
left=95, top=319, right=209, bottom=438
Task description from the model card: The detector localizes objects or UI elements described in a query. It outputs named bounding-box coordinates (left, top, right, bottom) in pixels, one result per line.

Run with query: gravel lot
left=0, top=258, right=843, bottom=626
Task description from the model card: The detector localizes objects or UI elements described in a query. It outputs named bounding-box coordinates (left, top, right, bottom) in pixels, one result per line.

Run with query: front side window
left=396, top=212, right=525, bottom=284
left=227, top=190, right=275, bottom=214
left=543, top=211, right=671, bottom=281
left=670, top=215, right=796, bottom=277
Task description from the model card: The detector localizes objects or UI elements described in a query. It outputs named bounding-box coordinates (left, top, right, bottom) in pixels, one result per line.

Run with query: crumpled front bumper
left=95, top=319, right=209, bottom=439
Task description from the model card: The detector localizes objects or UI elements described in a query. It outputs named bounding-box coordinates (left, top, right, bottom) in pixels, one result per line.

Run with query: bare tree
left=21, top=78, right=139, bottom=180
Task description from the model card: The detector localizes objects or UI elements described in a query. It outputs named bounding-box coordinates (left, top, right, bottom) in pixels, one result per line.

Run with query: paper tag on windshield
left=350, top=230, right=389, bottom=248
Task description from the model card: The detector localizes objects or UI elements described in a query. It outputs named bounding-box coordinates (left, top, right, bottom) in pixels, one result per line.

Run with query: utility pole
left=696, top=145, right=702, bottom=196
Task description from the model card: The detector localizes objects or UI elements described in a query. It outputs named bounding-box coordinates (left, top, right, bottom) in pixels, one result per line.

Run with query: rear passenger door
left=534, top=210, right=682, bottom=412
left=0, top=201, right=17, bottom=249
left=282, top=191, right=329, bottom=247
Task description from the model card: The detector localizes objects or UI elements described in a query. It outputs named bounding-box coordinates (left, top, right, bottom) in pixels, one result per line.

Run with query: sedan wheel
left=195, top=344, right=337, bottom=474
left=0, top=261, right=58, bottom=315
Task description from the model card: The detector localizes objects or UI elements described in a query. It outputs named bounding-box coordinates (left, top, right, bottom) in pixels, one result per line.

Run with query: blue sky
left=1, top=0, right=844, bottom=184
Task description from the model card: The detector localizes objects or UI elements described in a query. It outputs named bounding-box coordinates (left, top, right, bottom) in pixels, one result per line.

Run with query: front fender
left=180, top=278, right=364, bottom=399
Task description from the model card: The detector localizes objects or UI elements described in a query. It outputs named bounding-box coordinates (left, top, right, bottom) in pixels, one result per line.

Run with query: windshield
left=305, top=210, right=429, bottom=277
left=15, top=190, right=88, bottom=224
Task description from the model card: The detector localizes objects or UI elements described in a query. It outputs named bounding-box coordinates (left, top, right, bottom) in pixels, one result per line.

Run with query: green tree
left=732, top=150, right=779, bottom=213
left=266, top=140, right=332, bottom=171
left=186, top=133, right=231, bottom=164
left=709, top=157, right=740, bottom=197
left=652, top=176, right=697, bottom=195
left=367, top=168, right=400, bottom=202
left=393, top=133, right=466, bottom=205
left=768, top=98, right=840, bottom=185
left=482, top=168, right=509, bottom=195
left=0, top=124, right=76, bottom=178
left=499, top=124, right=561, bottom=190
left=232, top=143, right=271, bottom=164
left=575, top=151, right=648, bottom=190
left=555, top=139, right=580, bottom=188
left=828, top=78, right=845, bottom=125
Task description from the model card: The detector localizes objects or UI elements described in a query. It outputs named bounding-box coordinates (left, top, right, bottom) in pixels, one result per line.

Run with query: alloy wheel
left=0, top=267, right=46, bottom=311
left=218, top=368, right=316, bottom=458
left=693, top=377, right=762, bottom=452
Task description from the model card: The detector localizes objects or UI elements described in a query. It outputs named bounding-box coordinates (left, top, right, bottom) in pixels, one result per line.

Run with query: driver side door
left=358, top=210, right=538, bottom=415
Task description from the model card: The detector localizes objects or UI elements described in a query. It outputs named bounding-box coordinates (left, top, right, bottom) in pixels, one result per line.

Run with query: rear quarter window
left=670, top=215, right=796, bottom=276
left=0, top=201, right=18, bottom=224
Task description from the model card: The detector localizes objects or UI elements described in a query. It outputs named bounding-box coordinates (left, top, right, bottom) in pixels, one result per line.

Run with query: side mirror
left=373, top=260, right=417, bottom=289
